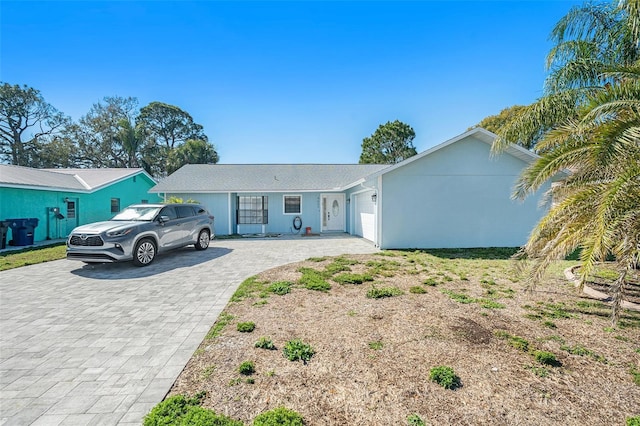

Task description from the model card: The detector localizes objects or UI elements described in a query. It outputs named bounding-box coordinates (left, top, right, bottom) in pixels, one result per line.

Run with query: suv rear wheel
left=195, top=229, right=210, bottom=251
left=133, top=238, right=157, bottom=266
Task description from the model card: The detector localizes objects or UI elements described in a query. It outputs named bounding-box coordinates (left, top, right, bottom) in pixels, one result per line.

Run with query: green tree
left=359, top=120, right=417, bottom=164
left=137, top=101, right=207, bottom=149
left=493, top=0, right=640, bottom=324
left=70, top=96, right=140, bottom=168
left=116, top=118, right=145, bottom=168
left=470, top=105, right=527, bottom=139
left=0, top=83, right=68, bottom=166
left=29, top=135, right=78, bottom=168
left=166, top=139, right=219, bottom=174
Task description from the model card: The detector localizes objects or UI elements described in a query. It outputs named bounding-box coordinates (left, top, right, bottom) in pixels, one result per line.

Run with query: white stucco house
left=149, top=128, right=550, bottom=249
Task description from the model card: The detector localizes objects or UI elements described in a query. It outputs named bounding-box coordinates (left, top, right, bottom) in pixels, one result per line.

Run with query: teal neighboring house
left=0, top=165, right=160, bottom=243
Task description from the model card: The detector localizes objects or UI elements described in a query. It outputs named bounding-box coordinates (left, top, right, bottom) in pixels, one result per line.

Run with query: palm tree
left=493, top=0, right=640, bottom=324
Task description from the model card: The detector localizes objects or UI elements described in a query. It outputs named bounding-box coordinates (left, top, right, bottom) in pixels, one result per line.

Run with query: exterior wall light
left=371, top=193, right=377, bottom=203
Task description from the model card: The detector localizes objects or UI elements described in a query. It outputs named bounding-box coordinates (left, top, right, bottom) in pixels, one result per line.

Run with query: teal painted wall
left=0, top=173, right=160, bottom=243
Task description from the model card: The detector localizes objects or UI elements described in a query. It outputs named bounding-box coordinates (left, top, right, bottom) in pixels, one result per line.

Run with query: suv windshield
left=112, top=206, right=162, bottom=221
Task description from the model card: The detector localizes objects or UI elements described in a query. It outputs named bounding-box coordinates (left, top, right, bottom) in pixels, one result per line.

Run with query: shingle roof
left=42, top=168, right=147, bottom=190
left=150, top=164, right=390, bottom=193
left=0, top=165, right=150, bottom=192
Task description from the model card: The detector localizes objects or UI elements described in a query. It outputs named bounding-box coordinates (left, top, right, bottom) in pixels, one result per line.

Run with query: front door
left=322, top=194, right=345, bottom=232
left=65, top=199, right=79, bottom=236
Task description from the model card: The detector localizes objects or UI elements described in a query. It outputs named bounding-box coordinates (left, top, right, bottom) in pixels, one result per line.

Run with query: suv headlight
left=106, top=228, right=132, bottom=237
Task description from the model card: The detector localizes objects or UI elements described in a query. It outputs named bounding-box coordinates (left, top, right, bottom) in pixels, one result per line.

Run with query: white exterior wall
left=380, top=136, right=549, bottom=249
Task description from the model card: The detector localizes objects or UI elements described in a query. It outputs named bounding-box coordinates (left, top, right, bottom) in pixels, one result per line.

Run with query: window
left=159, top=206, right=178, bottom=220
left=283, top=195, right=301, bottom=214
left=176, top=205, right=195, bottom=218
left=111, top=198, right=120, bottom=213
left=237, top=196, right=268, bottom=224
left=67, top=201, right=76, bottom=219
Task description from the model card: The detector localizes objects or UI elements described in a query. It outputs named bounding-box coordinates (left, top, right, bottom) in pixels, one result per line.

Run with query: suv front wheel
left=133, top=238, right=157, bottom=266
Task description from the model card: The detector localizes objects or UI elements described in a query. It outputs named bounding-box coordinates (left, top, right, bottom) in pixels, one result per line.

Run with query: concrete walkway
left=0, top=235, right=377, bottom=425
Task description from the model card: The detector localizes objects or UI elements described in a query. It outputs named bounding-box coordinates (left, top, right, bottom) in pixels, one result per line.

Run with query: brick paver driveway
left=0, top=235, right=377, bottom=425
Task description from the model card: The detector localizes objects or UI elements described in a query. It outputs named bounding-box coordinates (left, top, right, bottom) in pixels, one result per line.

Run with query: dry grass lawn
left=169, top=249, right=640, bottom=425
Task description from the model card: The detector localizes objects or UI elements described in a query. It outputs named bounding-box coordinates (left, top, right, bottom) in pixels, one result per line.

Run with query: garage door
left=354, top=191, right=376, bottom=242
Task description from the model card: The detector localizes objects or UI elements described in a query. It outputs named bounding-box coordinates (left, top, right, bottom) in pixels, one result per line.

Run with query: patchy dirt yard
left=169, top=249, right=640, bottom=425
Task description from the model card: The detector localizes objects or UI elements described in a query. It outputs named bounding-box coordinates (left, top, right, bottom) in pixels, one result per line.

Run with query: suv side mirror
left=158, top=215, right=170, bottom=223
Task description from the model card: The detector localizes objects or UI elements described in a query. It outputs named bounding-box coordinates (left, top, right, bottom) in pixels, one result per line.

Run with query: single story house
left=150, top=128, right=551, bottom=249
left=0, top=166, right=160, bottom=243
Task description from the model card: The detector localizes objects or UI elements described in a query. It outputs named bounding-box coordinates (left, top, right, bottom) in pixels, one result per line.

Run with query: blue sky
left=1, top=1, right=582, bottom=164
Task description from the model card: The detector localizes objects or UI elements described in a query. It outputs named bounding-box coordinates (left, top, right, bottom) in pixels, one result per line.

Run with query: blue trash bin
left=0, top=221, right=9, bottom=249
left=6, top=218, right=39, bottom=246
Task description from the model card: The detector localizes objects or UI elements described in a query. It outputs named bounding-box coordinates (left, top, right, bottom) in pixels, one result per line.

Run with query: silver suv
left=66, top=203, right=214, bottom=267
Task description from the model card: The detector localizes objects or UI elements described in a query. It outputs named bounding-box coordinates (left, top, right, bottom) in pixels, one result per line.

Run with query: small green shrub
left=324, top=262, right=351, bottom=275
left=269, top=281, right=292, bottom=295
left=493, top=330, right=511, bottom=340
left=253, top=406, right=304, bottom=426
left=366, top=259, right=401, bottom=276
left=440, top=289, right=475, bottom=304
left=525, top=364, right=550, bottom=378
left=631, top=366, right=640, bottom=386
left=255, top=337, right=276, bottom=350
left=231, top=276, right=269, bottom=302
left=201, top=365, right=216, bottom=380
left=205, top=312, right=234, bottom=340
left=524, top=313, right=544, bottom=320
left=508, top=336, right=530, bottom=352
left=494, top=330, right=531, bottom=352
left=560, top=344, right=607, bottom=363
left=627, top=416, right=640, bottom=426
left=366, top=285, right=404, bottom=299
left=542, top=320, right=557, bottom=329
left=144, top=393, right=243, bottom=426
left=237, top=322, right=256, bottom=333
left=144, top=394, right=202, bottom=425
left=561, top=344, right=589, bottom=356
left=409, top=286, right=427, bottom=294
left=283, top=339, right=315, bottom=363
left=538, top=335, right=565, bottom=344
left=423, top=278, right=438, bottom=286
left=407, top=413, right=426, bottom=426
left=298, top=268, right=331, bottom=292
left=238, top=361, right=255, bottom=375
left=179, top=406, right=244, bottom=426
left=368, top=341, right=383, bottom=350
left=479, top=299, right=505, bottom=309
left=429, top=365, right=460, bottom=390
left=533, top=350, right=559, bottom=366
left=333, top=273, right=374, bottom=285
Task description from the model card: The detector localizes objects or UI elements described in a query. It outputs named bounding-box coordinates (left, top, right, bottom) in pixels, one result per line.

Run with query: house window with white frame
left=283, top=195, right=301, bottom=215
left=237, top=196, right=268, bottom=224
